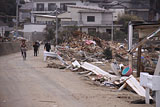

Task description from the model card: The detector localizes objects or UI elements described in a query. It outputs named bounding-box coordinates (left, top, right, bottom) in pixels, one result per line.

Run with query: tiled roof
left=68, top=5, right=106, bottom=11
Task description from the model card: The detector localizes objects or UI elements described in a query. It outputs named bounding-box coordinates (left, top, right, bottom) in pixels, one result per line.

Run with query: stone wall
left=0, top=42, right=32, bottom=56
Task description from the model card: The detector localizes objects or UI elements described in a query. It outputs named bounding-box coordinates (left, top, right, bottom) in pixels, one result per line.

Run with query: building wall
left=23, top=24, right=46, bottom=41
left=81, top=26, right=112, bottom=33
left=19, top=11, right=31, bottom=22
left=67, top=6, right=113, bottom=25
left=68, top=7, right=86, bottom=21
left=109, top=9, right=125, bottom=21
left=81, top=12, right=102, bottom=25
left=101, top=13, right=112, bottom=24
left=35, top=16, right=55, bottom=24
left=23, top=32, right=45, bottom=42
left=23, top=24, right=46, bottom=32
left=0, top=42, right=32, bottom=56
left=33, top=0, right=83, bottom=10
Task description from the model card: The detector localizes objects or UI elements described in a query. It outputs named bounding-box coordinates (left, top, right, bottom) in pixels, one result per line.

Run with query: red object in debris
left=85, top=40, right=96, bottom=45
left=122, top=66, right=132, bottom=76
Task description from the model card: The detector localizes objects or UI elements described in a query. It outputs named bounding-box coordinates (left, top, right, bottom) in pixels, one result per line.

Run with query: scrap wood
left=125, top=75, right=152, bottom=99
left=129, top=27, right=160, bottom=54
left=80, top=62, right=120, bottom=82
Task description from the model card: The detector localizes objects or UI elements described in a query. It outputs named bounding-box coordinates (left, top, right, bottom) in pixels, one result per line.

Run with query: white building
left=31, top=0, right=99, bottom=23
left=23, top=24, right=46, bottom=41
left=59, top=5, right=120, bottom=34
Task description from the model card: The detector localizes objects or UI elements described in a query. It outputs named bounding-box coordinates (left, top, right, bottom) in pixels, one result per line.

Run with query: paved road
left=0, top=47, right=153, bottom=107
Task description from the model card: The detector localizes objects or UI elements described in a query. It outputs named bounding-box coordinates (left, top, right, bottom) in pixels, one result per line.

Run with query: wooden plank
left=129, top=27, right=160, bottom=53
left=118, top=83, right=127, bottom=91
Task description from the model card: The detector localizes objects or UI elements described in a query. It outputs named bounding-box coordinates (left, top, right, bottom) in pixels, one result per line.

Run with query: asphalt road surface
left=0, top=47, right=153, bottom=107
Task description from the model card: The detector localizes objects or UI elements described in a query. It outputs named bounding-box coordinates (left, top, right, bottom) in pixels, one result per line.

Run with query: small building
left=23, top=24, right=46, bottom=41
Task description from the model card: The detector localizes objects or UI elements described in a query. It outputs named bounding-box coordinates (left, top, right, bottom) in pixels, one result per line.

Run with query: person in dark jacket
left=33, top=42, right=39, bottom=56
left=44, top=42, right=51, bottom=52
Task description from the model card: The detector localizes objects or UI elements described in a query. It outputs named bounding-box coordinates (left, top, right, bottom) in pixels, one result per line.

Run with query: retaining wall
left=0, top=42, right=32, bottom=56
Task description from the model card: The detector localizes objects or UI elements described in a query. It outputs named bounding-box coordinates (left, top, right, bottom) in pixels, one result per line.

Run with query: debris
left=110, top=63, right=121, bottom=76
left=44, top=51, right=68, bottom=66
left=126, top=75, right=146, bottom=97
left=118, top=83, right=127, bottom=91
left=72, top=60, right=81, bottom=68
left=122, top=66, right=132, bottom=76
left=81, top=62, right=120, bottom=82
left=154, top=56, right=160, bottom=75
left=47, top=62, right=66, bottom=69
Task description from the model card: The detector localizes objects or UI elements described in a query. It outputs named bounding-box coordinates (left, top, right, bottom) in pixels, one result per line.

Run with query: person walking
left=20, top=39, right=27, bottom=60
left=33, top=42, right=39, bottom=56
left=44, top=42, right=51, bottom=52
left=37, top=41, right=40, bottom=54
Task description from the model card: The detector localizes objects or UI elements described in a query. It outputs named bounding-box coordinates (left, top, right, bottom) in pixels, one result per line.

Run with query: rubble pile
left=55, top=32, right=129, bottom=63
left=44, top=32, right=159, bottom=100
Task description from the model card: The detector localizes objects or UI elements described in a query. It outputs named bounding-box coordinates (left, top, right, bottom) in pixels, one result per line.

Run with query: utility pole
left=16, top=0, right=19, bottom=37
left=55, top=5, right=58, bottom=45
left=111, top=13, right=114, bottom=41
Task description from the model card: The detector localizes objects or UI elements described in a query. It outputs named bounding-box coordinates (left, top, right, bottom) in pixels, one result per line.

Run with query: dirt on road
left=0, top=47, right=154, bottom=107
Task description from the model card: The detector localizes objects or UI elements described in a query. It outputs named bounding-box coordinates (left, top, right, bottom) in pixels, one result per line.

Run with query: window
left=37, top=3, right=44, bottom=11
left=106, top=29, right=111, bottom=34
left=87, top=16, right=95, bottom=22
left=88, top=28, right=96, bottom=34
left=48, top=3, right=56, bottom=11
left=60, top=3, right=76, bottom=11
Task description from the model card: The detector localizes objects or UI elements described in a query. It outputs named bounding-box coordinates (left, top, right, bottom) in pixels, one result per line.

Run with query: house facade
left=31, top=0, right=84, bottom=23
left=59, top=5, right=119, bottom=34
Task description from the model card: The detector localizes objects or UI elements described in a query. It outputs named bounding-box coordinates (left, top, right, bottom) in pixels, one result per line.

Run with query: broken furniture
left=140, top=72, right=160, bottom=107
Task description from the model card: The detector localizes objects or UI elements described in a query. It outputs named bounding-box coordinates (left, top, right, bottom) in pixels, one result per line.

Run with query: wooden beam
left=129, top=27, right=160, bottom=54
left=137, top=38, right=142, bottom=77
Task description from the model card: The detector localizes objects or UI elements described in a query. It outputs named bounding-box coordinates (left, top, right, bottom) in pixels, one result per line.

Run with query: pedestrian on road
left=33, top=42, right=39, bottom=56
left=37, top=41, right=40, bottom=54
left=20, top=39, right=27, bottom=60
left=44, top=42, right=51, bottom=52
